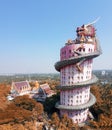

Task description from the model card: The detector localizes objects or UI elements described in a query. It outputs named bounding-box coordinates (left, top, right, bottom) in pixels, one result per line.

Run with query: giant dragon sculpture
left=55, top=19, right=102, bottom=123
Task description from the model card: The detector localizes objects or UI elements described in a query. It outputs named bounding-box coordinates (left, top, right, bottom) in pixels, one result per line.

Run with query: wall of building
left=60, top=43, right=95, bottom=61
left=60, top=108, right=89, bottom=123
left=60, top=86, right=90, bottom=106
left=60, top=59, right=93, bottom=86
left=59, top=43, right=95, bottom=123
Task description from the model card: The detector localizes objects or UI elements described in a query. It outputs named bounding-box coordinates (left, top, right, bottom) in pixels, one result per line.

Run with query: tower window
left=79, top=48, right=81, bottom=52
left=83, top=48, right=85, bottom=52
left=69, top=50, right=71, bottom=53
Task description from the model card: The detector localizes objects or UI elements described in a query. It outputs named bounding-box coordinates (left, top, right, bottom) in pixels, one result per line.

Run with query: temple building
left=55, top=22, right=102, bottom=123
left=11, top=80, right=31, bottom=96
left=37, top=83, right=56, bottom=101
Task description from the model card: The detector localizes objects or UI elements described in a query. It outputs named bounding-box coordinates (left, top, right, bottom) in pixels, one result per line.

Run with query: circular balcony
left=57, top=74, right=98, bottom=90
left=55, top=93, right=96, bottom=110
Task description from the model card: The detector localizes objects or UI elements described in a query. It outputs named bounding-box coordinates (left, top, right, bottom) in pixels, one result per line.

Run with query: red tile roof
left=12, top=81, right=31, bottom=91
left=40, top=83, right=55, bottom=95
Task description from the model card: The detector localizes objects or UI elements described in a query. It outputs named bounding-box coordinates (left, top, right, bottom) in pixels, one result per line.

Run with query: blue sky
left=0, top=0, right=112, bottom=73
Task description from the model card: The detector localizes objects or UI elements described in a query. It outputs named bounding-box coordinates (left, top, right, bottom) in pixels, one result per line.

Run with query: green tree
left=43, top=92, right=60, bottom=114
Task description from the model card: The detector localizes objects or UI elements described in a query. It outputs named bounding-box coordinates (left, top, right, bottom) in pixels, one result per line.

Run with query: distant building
left=37, top=83, right=56, bottom=101
left=11, top=80, right=31, bottom=96
left=101, top=80, right=108, bottom=85
left=101, top=70, right=106, bottom=76
left=9, top=81, right=55, bottom=102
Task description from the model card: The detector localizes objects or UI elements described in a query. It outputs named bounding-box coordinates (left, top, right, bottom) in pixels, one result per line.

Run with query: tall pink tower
left=55, top=22, right=102, bottom=123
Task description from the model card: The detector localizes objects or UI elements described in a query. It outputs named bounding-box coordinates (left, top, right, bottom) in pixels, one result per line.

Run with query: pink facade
left=59, top=43, right=93, bottom=123
left=60, top=43, right=95, bottom=61
left=60, top=59, right=93, bottom=86
left=55, top=23, right=101, bottom=124
left=60, top=87, right=90, bottom=106
left=60, top=108, right=88, bottom=124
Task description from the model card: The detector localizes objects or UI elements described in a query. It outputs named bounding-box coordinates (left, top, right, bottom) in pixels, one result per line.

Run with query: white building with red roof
left=11, top=80, right=31, bottom=96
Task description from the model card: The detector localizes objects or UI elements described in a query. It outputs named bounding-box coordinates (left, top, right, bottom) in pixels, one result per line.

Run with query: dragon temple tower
left=55, top=22, right=101, bottom=123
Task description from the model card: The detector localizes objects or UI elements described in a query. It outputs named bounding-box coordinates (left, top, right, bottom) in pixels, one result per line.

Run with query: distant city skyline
left=0, top=0, right=112, bottom=73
